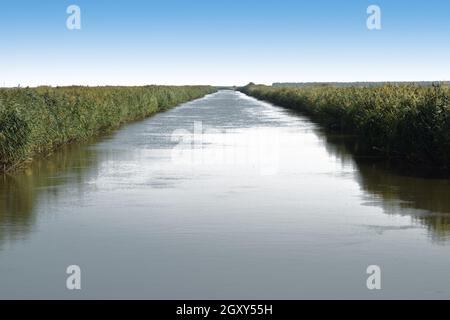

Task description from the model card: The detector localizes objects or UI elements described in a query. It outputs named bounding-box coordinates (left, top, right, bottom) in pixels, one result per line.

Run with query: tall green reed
left=241, top=84, right=450, bottom=167
left=0, top=85, right=215, bottom=171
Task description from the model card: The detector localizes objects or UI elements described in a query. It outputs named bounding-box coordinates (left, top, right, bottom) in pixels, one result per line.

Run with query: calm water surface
left=1, top=90, right=450, bottom=299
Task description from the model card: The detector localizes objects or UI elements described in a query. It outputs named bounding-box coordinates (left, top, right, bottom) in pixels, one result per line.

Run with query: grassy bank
left=0, top=85, right=216, bottom=171
left=241, top=84, right=450, bottom=168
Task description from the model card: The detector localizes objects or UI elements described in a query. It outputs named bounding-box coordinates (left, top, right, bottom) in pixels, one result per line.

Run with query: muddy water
left=0, top=90, right=449, bottom=299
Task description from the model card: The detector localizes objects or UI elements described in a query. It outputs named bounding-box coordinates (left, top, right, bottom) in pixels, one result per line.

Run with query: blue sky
left=0, top=0, right=449, bottom=86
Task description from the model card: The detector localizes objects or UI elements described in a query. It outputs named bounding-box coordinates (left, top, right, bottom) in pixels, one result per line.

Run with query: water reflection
left=1, top=91, right=450, bottom=250
left=0, top=140, right=100, bottom=247
left=318, top=132, right=450, bottom=242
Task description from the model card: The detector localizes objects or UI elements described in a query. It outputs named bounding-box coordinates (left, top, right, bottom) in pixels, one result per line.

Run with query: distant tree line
left=273, top=82, right=450, bottom=88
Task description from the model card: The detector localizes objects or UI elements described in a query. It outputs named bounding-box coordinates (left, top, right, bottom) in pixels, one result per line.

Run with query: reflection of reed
left=2, top=104, right=450, bottom=246
left=0, top=140, right=100, bottom=247
left=258, top=103, right=450, bottom=241
left=319, top=130, right=450, bottom=242
left=355, top=163, right=450, bottom=242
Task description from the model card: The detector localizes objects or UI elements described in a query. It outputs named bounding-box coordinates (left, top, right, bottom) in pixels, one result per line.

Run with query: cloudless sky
left=0, top=0, right=449, bottom=86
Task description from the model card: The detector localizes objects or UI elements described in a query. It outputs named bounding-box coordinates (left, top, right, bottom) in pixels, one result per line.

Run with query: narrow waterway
left=1, top=90, right=449, bottom=299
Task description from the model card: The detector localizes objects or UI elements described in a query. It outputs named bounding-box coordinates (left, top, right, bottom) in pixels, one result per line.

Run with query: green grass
left=241, top=84, right=450, bottom=168
left=0, top=85, right=216, bottom=171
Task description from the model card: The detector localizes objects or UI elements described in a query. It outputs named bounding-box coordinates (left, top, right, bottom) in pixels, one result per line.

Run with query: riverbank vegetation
left=241, top=84, right=450, bottom=168
left=0, top=85, right=215, bottom=171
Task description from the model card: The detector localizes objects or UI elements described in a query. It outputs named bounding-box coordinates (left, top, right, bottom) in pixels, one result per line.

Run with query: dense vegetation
left=241, top=84, right=450, bottom=168
left=273, top=81, right=450, bottom=88
left=0, top=85, right=215, bottom=171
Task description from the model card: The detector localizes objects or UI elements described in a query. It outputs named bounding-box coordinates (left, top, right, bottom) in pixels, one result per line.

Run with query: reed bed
left=0, top=85, right=215, bottom=171
left=241, top=84, right=450, bottom=168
